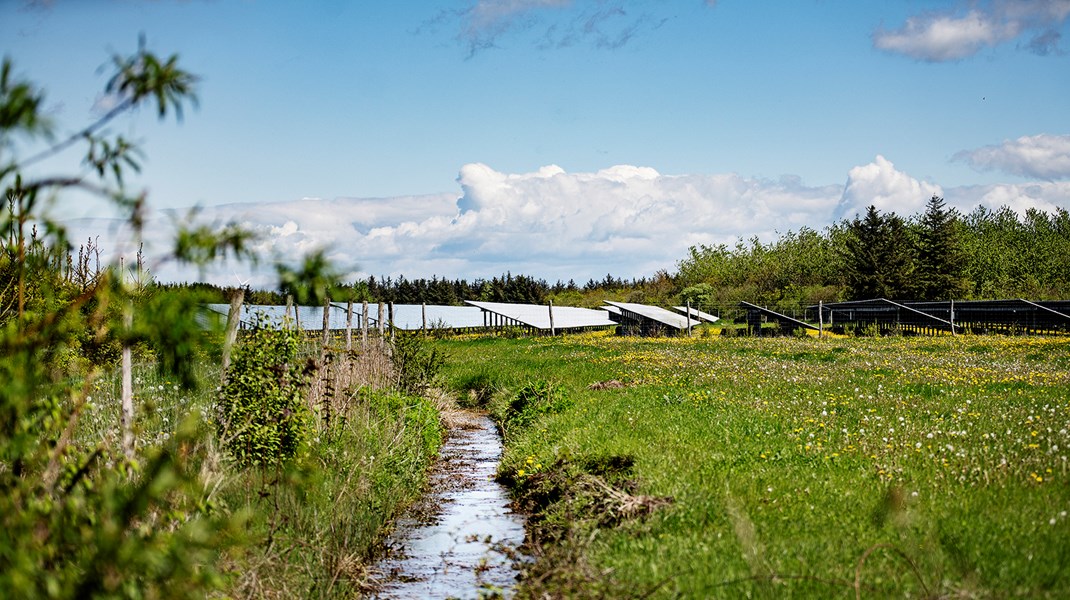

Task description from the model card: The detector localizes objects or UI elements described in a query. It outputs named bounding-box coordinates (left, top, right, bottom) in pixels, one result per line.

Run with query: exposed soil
left=374, top=411, right=527, bottom=599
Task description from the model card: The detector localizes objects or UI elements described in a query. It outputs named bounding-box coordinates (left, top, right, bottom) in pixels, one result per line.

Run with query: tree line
left=159, top=271, right=672, bottom=308
left=676, top=196, right=1070, bottom=313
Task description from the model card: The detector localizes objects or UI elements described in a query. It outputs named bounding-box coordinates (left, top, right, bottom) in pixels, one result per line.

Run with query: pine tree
left=843, top=205, right=915, bottom=300
left=915, top=195, right=969, bottom=301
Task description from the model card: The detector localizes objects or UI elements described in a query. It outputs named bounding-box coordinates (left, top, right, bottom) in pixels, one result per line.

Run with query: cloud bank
left=953, top=133, right=1070, bottom=180
left=874, top=0, right=1070, bottom=61
left=62, top=153, right=1070, bottom=288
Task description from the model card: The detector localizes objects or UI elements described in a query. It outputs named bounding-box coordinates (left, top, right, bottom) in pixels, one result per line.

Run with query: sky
left=3, top=0, right=1069, bottom=287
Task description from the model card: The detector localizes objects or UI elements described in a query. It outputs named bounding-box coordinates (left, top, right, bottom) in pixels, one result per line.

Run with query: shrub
left=391, top=332, right=446, bottom=395
left=216, top=318, right=314, bottom=468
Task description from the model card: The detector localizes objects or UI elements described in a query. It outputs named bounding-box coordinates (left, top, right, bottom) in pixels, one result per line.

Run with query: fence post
left=686, top=300, right=693, bottom=337
left=221, top=287, right=245, bottom=376
left=422, top=302, right=427, bottom=337
left=284, top=294, right=293, bottom=328
left=346, top=299, right=354, bottom=352
left=548, top=300, right=556, bottom=336
left=389, top=302, right=396, bottom=343
left=818, top=300, right=824, bottom=339
left=362, top=300, right=369, bottom=350
left=320, top=295, right=331, bottom=364
left=377, top=302, right=385, bottom=347
left=121, top=299, right=134, bottom=461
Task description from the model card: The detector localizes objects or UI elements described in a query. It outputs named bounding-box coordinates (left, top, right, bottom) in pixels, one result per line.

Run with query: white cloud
left=953, top=133, right=1070, bottom=180
left=874, top=0, right=1070, bottom=61
left=951, top=181, right=1070, bottom=215
left=836, top=155, right=943, bottom=218
left=59, top=161, right=1070, bottom=289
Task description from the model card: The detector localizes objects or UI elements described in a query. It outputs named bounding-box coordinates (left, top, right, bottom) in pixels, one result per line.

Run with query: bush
left=391, top=332, right=446, bottom=395
left=216, top=318, right=314, bottom=468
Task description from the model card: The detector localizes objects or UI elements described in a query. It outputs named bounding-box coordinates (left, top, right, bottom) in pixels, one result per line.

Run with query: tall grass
left=439, top=332, right=1070, bottom=598
left=78, top=339, right=443, bottom=598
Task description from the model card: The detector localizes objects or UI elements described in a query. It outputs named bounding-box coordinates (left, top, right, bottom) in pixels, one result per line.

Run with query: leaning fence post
left=221, top=287, right=245, bottom=377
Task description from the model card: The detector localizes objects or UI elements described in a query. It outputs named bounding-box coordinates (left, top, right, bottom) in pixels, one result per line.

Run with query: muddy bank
left=375, top=411, right=526, bottom=598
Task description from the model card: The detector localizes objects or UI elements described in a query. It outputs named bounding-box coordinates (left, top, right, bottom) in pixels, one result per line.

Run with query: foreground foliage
left=1, top=39, right=444, bottom=599
left=443, top=333, right=1070, bottom=598
left=216, top=319, right=313, bottom=468
left=0, top=40, right=257, bottom=598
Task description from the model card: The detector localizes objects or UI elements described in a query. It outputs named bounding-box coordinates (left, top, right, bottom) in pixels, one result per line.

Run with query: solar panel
left=364, top=304, right=485, bottom=330
left=603, top=301, right=693, bottom=330
left=673, top=306, right=720, bottom=323
left=205, top=303, right=354, bottom=330
left=466, top=301, right=616, bottom=330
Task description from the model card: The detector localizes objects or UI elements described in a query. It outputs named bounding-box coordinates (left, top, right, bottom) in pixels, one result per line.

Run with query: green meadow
left=441, top=332, right=1070, bottom=598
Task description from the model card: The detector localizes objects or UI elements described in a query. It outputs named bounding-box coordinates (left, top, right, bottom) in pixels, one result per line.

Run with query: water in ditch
left=374, top=412, right=527, bottom=599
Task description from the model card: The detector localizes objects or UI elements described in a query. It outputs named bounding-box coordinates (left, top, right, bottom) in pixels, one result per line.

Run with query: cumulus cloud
left=953, top=133, right=1070, bottom=180
left=836, top=155, right=943, bottom=218
left=60, top=160, right=1070, bottom=288
left=874, top=0, right=1070, bottom=61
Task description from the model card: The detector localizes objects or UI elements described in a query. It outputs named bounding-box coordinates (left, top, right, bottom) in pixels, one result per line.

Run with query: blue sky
left=4, top=0, right=1069, bottom=286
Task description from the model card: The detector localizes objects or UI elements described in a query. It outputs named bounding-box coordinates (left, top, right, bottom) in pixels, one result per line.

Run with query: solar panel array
left=206, top=303, right=489, bottom=331
left=205, top=300, right=717, bottom=335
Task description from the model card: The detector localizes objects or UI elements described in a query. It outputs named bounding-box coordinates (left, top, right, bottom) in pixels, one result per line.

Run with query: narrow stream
left=375, top=412, right=526, bottom=599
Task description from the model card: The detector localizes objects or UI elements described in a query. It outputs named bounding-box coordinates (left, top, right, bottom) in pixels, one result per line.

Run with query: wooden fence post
left=686, top=300, right=693, bottom=337
left=346, top=300, right=354, bottom=352
left=362, top=300, right=369, bottom=350
left=548, top=300, right=556, bottom=336
left=950, top=299, right=956, bottom=336
left=377, top=302, right=385, bottom=347
left=222, top=288, right=244, bottom=374
left=320, top=296, right=331, bottom=364
left=818, top=300, right=824, bottom=339
left=121, top=299, right=134, bottom=461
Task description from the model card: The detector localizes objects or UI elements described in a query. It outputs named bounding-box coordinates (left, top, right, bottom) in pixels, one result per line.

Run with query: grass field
left=440, top=332, right=1070, bottom=598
